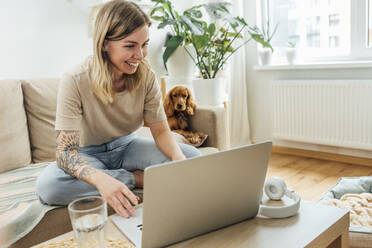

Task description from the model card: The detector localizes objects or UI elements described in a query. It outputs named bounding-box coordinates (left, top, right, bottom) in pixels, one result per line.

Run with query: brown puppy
left=163, top=86, right=206, bottom=145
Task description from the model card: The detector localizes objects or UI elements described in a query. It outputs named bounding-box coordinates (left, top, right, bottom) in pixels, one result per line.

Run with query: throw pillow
left=21, top=78, right=60, bottom=163
left=0, top=80, right=32, bottom=173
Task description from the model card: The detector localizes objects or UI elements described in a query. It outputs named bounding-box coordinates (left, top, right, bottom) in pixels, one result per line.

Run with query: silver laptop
left=111, top=141, right=272, bottom=248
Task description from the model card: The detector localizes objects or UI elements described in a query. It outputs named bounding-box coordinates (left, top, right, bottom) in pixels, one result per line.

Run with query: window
left=329, top=14, right=340, bottom=26
left=316, top=16, right=321, bottom=26
left=369, top=0, right=372, bottom=47
left=328, top=0, right=336, bottom=8
left=306, top=17, right=320, bottom=47
left=329, top=36, right=340, bottom=48
left=259, top=0, right=372, bottom=63
left=311, top=0, right=319, bottom=7
left=289, top=0, right=296, bottom=9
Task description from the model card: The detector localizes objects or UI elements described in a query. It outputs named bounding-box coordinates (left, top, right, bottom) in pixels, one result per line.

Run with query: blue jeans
left=36, top=132, right=201, bottom=205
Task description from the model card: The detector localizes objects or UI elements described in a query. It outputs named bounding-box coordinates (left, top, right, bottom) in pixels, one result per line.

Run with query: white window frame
left=258, top=0, right=372, bottom=64
left=350, top=0, right=372, bottom=58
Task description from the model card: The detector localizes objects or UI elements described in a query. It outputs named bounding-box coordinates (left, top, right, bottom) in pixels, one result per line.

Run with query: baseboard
left=272, top=146, right=372, bottom=167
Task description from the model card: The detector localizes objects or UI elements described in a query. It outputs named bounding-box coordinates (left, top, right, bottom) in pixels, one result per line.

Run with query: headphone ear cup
left=259, top=177, right=301, bottom=218
left=264, top=177, right=287, bottom=200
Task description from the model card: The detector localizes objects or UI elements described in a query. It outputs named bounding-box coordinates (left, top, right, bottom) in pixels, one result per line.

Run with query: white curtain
left=227, top=0, right=252, bottom=147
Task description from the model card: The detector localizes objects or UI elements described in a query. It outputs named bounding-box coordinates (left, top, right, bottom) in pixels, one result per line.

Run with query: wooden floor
left=267, top=153, right=372, bottom=202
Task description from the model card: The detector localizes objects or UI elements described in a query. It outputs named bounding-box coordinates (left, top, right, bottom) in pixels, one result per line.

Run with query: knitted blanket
left=329, top=193, right=372, bottom=228
left=318, top=176, right=372, bottom=233
left=0, top=162, right=57, bottom=247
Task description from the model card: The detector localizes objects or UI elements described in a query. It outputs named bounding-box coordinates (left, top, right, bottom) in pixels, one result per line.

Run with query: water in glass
left=73, top=213, right=106, bottom=248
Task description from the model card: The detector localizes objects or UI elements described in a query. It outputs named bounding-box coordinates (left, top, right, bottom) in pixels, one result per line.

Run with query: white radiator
left=272, top=80, right=372, bottom=150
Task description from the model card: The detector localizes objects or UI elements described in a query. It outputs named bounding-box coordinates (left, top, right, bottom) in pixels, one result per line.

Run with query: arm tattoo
left=56, top=130, right=97, bottom=182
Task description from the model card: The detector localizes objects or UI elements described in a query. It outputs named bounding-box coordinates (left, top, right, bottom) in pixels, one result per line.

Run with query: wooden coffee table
left=34, top=200, right=349, bottom=248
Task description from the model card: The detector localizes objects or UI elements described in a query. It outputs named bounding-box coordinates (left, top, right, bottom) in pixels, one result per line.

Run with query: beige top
left=55, top=57, right=166, bottom=146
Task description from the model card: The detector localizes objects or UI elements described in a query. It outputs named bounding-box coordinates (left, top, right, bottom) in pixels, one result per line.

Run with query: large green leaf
left=235, top=16, right=247, bottom=26
left=150, top=6, right=164, bottom=16
left=151, top=16, right=164, bottom=22
left=203, top=2, right=232, bottom=20
left=163, top=35, right=184, bottom=68
left=158, top=19, right=178, bottom=29
left=151, top=0, right=165, bottom=3
left=189, top=17, right=205, bottom=33
left=208, top=23, right=216, bottom=36
left=175, top=11, right=181, bottom=21
left=162, top=2, right=172, bottom=14
left=184, top=8, right=203, bottom=19
left=249, top=33, right=273, bottom=51
left=180, top=16, right=203, bottom=35
left=183, top=5, right=203, bottom=14
left=193, top=35, right=209, bottom=50
left=150, top=6, right=165, bottom=22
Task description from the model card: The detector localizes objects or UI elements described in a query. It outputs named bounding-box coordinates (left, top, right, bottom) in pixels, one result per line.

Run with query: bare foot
left=133, top=170, right=144, bottom=188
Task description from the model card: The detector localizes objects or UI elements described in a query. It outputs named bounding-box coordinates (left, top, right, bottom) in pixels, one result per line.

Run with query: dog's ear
left=186, top=88, right=197, bottom=115
left=163, top=89, right=174, bottom=117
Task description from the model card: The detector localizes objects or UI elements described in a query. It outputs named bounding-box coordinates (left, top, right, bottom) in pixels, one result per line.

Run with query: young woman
left=36, top=0, right=201, bottom=218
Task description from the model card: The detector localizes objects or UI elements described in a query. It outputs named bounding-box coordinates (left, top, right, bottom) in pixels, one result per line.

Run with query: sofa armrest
left=189, top=106, right=228, bottom=151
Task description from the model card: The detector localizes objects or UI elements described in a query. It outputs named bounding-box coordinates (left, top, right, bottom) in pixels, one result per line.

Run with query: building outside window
left=329, top=36, right=340, bottom=48
left=289, top=0, right=296, bottom=9
left=306, top=17, right=320, bottom=47
left=329, top=14, right=340, bottom=26
left=328, top=0, right=336, bottom=8
left=316, top=16, right=321, bottom=26
left=258, top=0, right=372, bottom=63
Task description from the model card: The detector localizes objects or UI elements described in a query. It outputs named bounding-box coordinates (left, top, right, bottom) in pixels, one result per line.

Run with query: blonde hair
left=90, top=0, right=151, bottom=104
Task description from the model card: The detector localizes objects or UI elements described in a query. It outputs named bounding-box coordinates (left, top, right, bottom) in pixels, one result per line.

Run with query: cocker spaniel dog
left=164, top=86, right=207, bottom=145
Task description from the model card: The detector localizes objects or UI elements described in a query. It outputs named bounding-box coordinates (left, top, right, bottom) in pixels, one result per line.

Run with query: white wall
left=0, top=0, right=167, bottom=79
left=0, top=0, right=92, bottom=79
left=0, top=0, right=210, bottom=79
left=245, top=1, right=372, bottom=158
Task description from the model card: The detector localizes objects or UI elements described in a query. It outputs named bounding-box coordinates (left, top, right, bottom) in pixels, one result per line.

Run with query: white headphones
left=258, top=176, right=301, bottom=218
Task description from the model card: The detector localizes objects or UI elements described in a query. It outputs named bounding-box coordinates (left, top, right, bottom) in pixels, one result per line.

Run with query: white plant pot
left=192, top=78, right=225, bottom=106
left=258, top=48, right=272, bottom=66
left=166, top=45, right=196, bottom=80
left=286, top=48, right=297, bottom=64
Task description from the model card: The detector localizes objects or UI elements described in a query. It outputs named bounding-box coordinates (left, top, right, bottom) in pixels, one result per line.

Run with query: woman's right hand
left=95, top=173, right=138, bottom=218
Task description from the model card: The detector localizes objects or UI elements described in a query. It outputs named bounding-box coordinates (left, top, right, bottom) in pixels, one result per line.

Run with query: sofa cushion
left=0, top=79, right=32, bottom=173
left=189, top=106, right=227, bottom=150
left=21, top=79, right=59, bottom=163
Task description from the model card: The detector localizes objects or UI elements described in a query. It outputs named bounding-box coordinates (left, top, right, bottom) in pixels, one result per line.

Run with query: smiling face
left=103, top=25, right=149, bottom=78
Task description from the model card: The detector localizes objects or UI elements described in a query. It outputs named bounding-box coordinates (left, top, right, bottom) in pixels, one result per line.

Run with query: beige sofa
left=0, top=78, right=227, bottom=248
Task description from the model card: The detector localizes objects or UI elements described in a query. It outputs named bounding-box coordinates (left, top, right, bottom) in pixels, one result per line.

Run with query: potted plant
left=286, top=41, right=297, bottom=64
left=150, top=1, right=274, bottom=105
left=183, top=2, right=273, bottom=105
left=149, top=0, right=203, bottom=79
left=174, top=2, right=247, bottom=105
left=249, top=20, right=278, bottom=66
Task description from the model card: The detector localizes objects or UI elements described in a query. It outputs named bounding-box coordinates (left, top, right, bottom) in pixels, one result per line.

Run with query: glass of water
left=68, top=196, right=107, bottom=248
